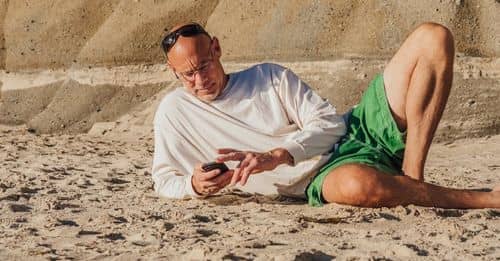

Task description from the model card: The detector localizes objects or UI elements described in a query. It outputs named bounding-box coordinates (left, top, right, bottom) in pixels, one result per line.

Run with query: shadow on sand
left=205, top=190, right=306, bottom=206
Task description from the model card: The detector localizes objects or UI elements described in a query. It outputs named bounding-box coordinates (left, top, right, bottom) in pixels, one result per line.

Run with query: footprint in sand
left=9, top=204, right=32, bottom=212
left=98, top=232, right=126, bottom=241
left=56, top=219, right=79, bottom=227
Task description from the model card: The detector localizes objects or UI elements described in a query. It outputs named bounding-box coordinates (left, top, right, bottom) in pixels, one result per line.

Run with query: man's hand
left=216, top=148, right=293, bottom=186
left=191, top=163, right=233, bottom=196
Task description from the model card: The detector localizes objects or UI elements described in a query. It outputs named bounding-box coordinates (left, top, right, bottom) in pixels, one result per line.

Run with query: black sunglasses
left=161, top=23, right=210, bottom=54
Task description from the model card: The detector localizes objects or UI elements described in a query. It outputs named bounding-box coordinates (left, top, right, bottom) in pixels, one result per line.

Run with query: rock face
left=0, top=0, right=498, bottom=70
left=0, top=0, right=499, bottom=139
left=207, top=0, right=499, bottom=61
left=0, top=0, right=219, bottom=70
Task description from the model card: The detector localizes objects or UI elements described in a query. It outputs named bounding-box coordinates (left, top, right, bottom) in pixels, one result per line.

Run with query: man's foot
left=493, top=184, right=500, bottom=192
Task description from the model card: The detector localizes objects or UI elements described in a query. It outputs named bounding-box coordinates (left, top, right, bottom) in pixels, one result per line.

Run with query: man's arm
left=277, top=67, right=346, bottom=164
left=153, top=121, right=236, bottom=197
left=152, top=123, right=200, bottom=198
left=216, top=147, right=293, bottom=186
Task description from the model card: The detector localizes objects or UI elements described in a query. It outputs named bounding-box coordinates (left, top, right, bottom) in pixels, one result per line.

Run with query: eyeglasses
left=174, top=54, right=214, bottom=82
left=161, top=23, right=210, bottom=54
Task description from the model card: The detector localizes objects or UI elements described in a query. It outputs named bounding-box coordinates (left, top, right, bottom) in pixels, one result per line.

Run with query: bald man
left=152, top=22, right=499, bottom=208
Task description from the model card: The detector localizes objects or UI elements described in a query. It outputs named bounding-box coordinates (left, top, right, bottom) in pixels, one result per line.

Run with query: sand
left=0, top=124, right=499, bottom=260
left=0, top=55, right=498, bottom=261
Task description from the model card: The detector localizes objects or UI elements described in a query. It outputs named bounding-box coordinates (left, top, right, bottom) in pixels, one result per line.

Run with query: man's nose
left=194, top=70, right=209, bottom=84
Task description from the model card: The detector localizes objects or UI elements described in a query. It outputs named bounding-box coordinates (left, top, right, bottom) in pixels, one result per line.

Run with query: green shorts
left=306, top=74, right=406, bottom=207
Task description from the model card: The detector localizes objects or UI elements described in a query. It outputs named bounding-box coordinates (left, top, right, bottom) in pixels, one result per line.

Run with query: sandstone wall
left=0, top=0, right=497, bottom=70
left=1, top=58, right=498, bottom=142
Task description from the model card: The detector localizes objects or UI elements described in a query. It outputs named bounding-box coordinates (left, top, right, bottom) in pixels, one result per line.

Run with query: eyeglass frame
left=171, top=41, right=216, bottom=82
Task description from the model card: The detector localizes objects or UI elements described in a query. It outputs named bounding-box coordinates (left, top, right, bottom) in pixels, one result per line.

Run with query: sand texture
left=0, top=125, right=499, bottom=260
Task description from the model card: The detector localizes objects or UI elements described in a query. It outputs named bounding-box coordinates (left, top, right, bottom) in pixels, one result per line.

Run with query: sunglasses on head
left=161, top=23, right=211, bottom=54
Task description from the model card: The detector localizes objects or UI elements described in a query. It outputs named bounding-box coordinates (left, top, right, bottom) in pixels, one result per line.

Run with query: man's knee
left=322, top=164, right=385, bottom=207
left=413, top=22, right=455, bottom=59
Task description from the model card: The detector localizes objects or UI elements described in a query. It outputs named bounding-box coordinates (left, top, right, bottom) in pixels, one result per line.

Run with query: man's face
left=167, top=35, right=227, bottom=102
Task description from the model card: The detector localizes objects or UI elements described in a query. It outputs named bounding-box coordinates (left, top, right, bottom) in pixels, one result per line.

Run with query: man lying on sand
left=152, top=22, right=499, bottom=208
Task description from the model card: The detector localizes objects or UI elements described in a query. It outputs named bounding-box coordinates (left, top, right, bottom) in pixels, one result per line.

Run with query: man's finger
left=235, top=154, right=255, bottom=186
left=238, top=153, right=253, bottom=169
left=240, top=159, right=258, bottom=186
left=203, top=170, right=234, bottom=195
left=216, top=152, right=246, bottom=162
left=212, top=169, right=233, bottom=184
left=217, top=148, right=239, bottom=154
left=240, top=171, right=251, bottom=186
left=198, top=169, right=221, bottom=181
left=219, top=173, right=233, bottom=189
left=201, top=180, right=218, bottom=189
left=230, top=167, right=242, bottom=186
left=205, top=182, right=221, bottom=191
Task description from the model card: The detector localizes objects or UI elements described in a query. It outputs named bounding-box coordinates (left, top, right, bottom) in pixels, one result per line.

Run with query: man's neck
left=219, top=73, right=230, bottom=95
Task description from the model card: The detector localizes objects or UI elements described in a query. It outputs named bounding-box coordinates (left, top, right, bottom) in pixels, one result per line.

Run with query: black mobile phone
left=201, top=162, right=229, bottom=174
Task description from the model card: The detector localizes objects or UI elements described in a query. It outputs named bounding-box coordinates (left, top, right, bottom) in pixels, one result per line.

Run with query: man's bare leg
left=384, top=22, right=454, bottom=181
left=322, top=164, right=500, bottom=209
left=322, top=23, right=500, bottom=208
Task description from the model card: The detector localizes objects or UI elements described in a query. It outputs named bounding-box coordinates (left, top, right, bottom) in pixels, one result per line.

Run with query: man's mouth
left=196, top=82, right=215, bottom=93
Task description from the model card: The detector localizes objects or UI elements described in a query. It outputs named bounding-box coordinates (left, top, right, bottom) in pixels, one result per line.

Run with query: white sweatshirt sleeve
left=151, top=121, right=200, bottom=199
left=277, top=68, right=347, bottom=164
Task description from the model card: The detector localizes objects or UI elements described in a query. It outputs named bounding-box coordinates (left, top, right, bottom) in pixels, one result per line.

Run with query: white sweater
left=152, top=63, right=346, bottom=199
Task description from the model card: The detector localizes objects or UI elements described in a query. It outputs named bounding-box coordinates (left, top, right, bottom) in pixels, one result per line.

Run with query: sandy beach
left=0, top=56, right=497, bottom=260
left=1, top=124, right=498, bottom=260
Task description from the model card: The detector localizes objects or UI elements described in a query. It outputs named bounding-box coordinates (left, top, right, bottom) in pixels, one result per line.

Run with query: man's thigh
left=383, top=26, right=424, bottom=130
left=383, top=23, right=453, bottom=130
left=321, top=164, right=401, bottom=206
left=306, top=74, right=405, bottom=207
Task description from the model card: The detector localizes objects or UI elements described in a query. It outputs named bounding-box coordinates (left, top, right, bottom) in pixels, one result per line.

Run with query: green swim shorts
left=306, top=74, right=406, bottom=207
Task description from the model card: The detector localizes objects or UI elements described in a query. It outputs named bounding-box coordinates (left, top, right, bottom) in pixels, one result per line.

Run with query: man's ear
left=211, top=37, right=222, bottom=58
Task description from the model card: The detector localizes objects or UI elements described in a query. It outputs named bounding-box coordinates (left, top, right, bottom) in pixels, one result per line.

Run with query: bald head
left=166, top=33, right=211, bottom=62
left=162, top=23, right=211, bottom=56
left=167, top=22, right=203, bottom=34
left=163, top=23, right=228, bottom=102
